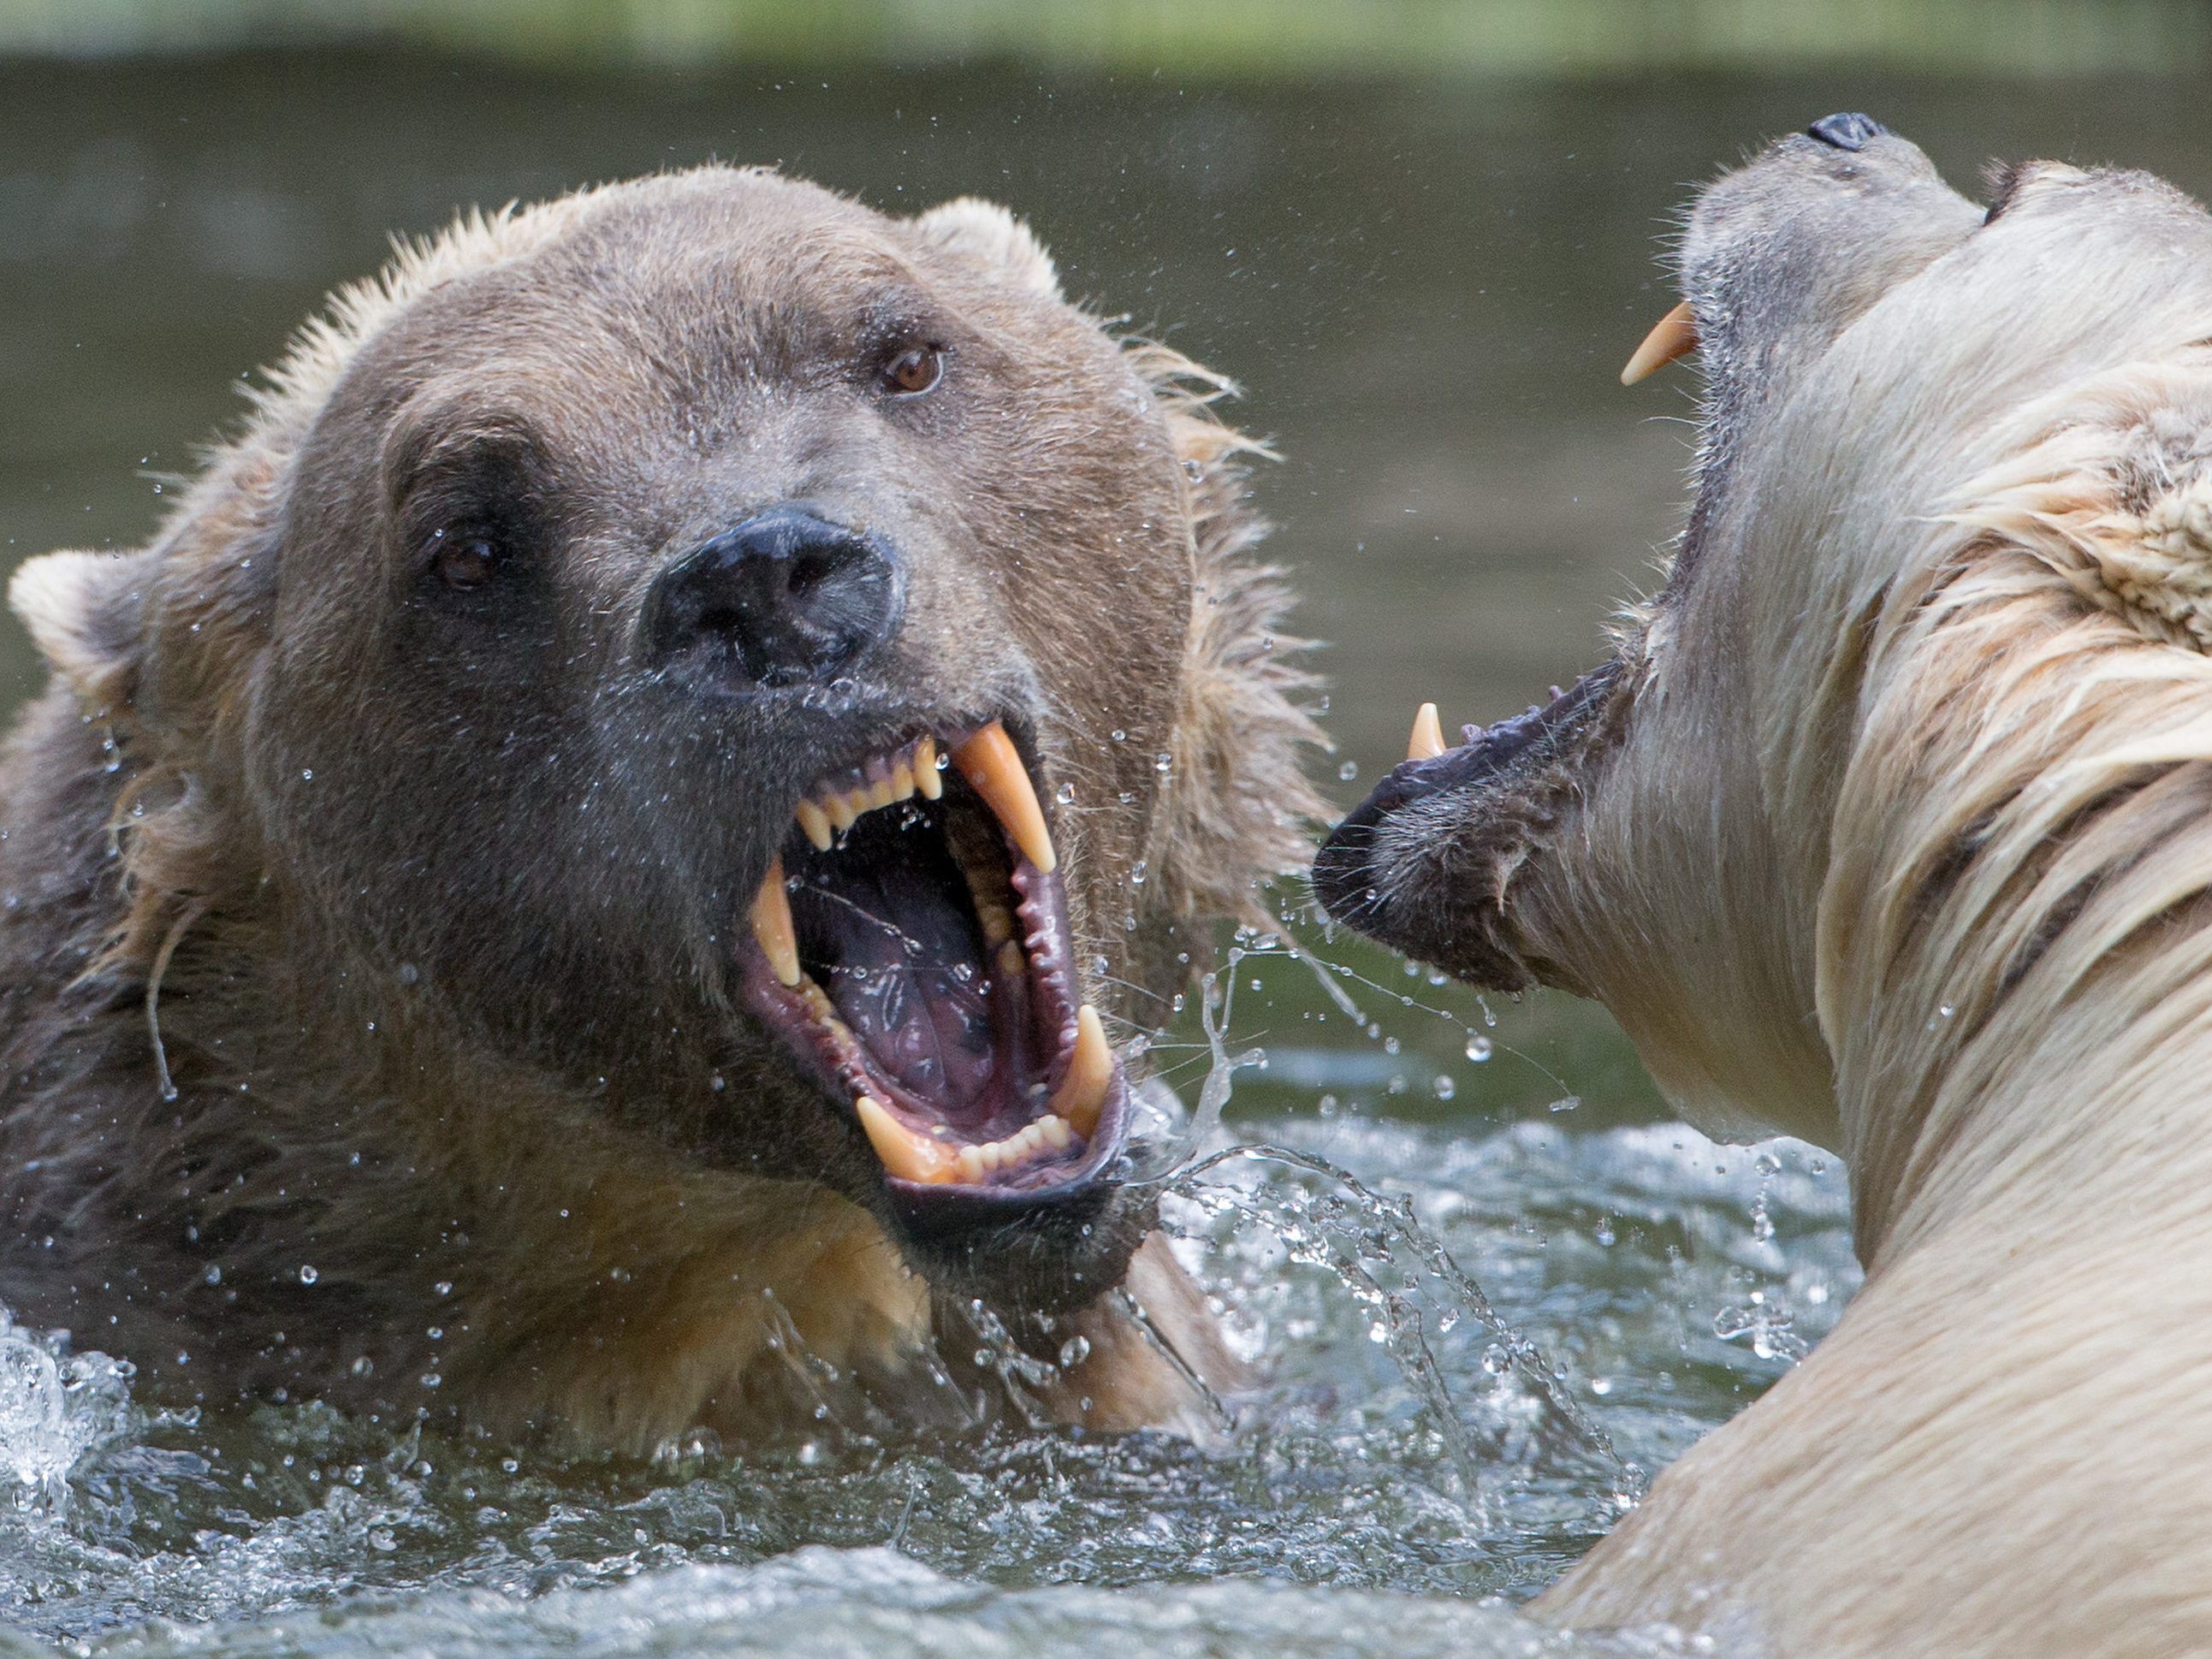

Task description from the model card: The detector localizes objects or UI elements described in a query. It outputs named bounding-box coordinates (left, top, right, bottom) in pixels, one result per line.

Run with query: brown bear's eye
left=433, top=531, right=499, bottom=590
left=882, top=347, right=943, bottom=397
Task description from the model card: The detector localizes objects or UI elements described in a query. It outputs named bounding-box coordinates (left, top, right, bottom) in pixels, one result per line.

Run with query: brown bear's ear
left=9, top=548, right=151, bottom=720
left=911, top=198, right=1062, bottom=300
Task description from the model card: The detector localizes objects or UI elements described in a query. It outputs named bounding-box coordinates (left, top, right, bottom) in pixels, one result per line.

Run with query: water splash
left=1171, top=1142, right=1641, bottom=1511
left=0, top=1311, right=133, bottom=1514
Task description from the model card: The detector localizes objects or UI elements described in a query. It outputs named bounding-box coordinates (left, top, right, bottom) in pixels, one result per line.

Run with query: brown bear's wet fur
left=0, top=168, right=1322, bottom=1452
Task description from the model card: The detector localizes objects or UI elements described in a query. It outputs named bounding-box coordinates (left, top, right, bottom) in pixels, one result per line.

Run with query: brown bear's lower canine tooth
left=1049, top=1004, right=1112, bottom=1137
left=855, top=1094, right=959, bottom=1183
left=750, top=854, right=801, bottom=986
left=951, top=720, right=1056, bottom=873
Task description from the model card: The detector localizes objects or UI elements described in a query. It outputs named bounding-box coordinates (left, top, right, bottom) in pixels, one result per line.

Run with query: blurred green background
left=2, top=0, right=2207, bottom=1133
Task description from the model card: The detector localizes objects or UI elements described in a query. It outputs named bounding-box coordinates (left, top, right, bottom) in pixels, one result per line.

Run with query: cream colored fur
left=1398, top=159, right=2212, bottom=1653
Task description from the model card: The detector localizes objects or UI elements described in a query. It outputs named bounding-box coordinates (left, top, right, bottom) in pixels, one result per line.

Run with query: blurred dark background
left=3, top=0, right=2208, bottom=1124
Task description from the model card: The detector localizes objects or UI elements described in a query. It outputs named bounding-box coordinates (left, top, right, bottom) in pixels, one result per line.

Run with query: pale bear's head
left=1319, top=117, right=2212, bottom=1253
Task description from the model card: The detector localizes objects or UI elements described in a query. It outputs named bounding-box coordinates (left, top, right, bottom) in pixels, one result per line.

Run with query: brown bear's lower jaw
left=738, top=718, right=1132, bottom=1215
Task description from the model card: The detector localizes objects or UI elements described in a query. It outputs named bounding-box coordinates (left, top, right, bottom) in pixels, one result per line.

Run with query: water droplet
left=1153, top=751, right=1173, bottom=774
left=1432, top=1075, right=1455, bottom=1100
left=1463, top=1034, right=1493, bottom=1063
left=1055, top=782, right=1075, bottom=805
left=396, top=962, right=420, bottom=987
left=1337, top=760, right=1359, bottom=781
left=1057, top=1334, right=1091, bottom=1369
left=297, top=1265, right=317, bottom=1285
left=1110, top=728, right=1126, bottom=743
left=299, top=769, right=313, bottom=782
left=1130, top=859, right=1147, bottom=886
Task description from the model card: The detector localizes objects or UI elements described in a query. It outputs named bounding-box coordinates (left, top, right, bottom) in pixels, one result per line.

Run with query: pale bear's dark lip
left=736, top=714, right=1133, bottom=1212
left=1319, top=112, right=1948, bottom=945
left=1313, top=665, right=1621, bottom=930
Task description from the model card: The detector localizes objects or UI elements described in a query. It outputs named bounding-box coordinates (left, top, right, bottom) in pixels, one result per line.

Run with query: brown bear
left=0, top=167, right=1321, bottom=1454
left=1321, top=116, right=2212, bottom=1656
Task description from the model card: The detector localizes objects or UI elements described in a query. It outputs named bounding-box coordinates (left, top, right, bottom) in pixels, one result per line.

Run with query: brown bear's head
left=1317, top=118, right=2212, bottom=1249
left=14, top=168, right=1321, bottom=1316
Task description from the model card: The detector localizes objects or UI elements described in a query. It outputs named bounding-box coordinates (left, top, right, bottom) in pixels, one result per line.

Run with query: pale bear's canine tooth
left=1621, top=299, right=1698, bottom=385
left=1408, top=702, right=1446, bottom=761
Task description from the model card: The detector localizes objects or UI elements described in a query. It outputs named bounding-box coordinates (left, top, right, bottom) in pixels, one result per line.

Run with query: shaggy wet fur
left=0, top=169, right=1323, bottom=1452
left=1321, top=124, right=2212, bottom=1656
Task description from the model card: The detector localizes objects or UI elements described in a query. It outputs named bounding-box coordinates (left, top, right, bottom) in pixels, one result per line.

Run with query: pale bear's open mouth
left=738, top=720, right=1128, bottom=1201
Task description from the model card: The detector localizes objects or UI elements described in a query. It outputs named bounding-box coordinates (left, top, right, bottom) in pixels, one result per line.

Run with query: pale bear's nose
left=1807, top=111, right=1888, bottom=152
left=643, top=507, right=904, bottom=690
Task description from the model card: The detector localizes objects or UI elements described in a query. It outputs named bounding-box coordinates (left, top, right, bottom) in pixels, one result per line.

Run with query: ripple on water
left=0, top=1116, right=1854, bottom=1658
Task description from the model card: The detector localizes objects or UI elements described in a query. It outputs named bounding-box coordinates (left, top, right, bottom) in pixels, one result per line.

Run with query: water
left=0, top=1100, right=1854, bottom=1654
left=3, top=43, right=2187, bottom=1658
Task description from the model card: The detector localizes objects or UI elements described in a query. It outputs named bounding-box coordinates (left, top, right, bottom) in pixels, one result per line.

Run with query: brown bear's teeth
left=792, top=734, right=941, bottom=851
left=787, top=722, right=1056, bottom=876
left=1047, top=1004, right=1111, bottom=1138
left=949, top=721, right=1056, bottom=874
left=855, top=1093, right=1082, bottom=1187
left=855, top=1095, right=962, bottom=1183
left=751, top=718, right=1105, bottom=1184
left=750, top=853, right=801, bottom=986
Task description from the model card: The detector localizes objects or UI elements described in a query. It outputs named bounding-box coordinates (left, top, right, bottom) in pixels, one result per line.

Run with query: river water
left=0, top=48, right=2197, bottom=1656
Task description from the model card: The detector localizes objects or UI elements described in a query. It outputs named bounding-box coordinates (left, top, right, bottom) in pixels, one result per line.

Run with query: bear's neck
left=1815, top=577, right=2212, bottom=1266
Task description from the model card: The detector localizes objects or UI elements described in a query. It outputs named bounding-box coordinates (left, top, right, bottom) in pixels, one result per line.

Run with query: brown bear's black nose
left=643, top=508, right=902, bottom=690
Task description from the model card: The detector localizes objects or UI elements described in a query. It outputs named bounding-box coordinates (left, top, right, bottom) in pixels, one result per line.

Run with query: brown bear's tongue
left=743, top=722, right=1119, bottom=1190
left=793, top=803, right=1034, bottom=1133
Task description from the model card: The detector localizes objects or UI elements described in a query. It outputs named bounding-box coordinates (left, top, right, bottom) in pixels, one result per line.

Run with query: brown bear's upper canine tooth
left=950, top=721, right=1056, bottom=874
left=750, top=853, right=801, bottom=986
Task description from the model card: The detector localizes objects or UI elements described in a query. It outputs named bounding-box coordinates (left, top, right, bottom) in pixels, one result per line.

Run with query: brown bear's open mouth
left=738, top=720, right=1129, bottom=1200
